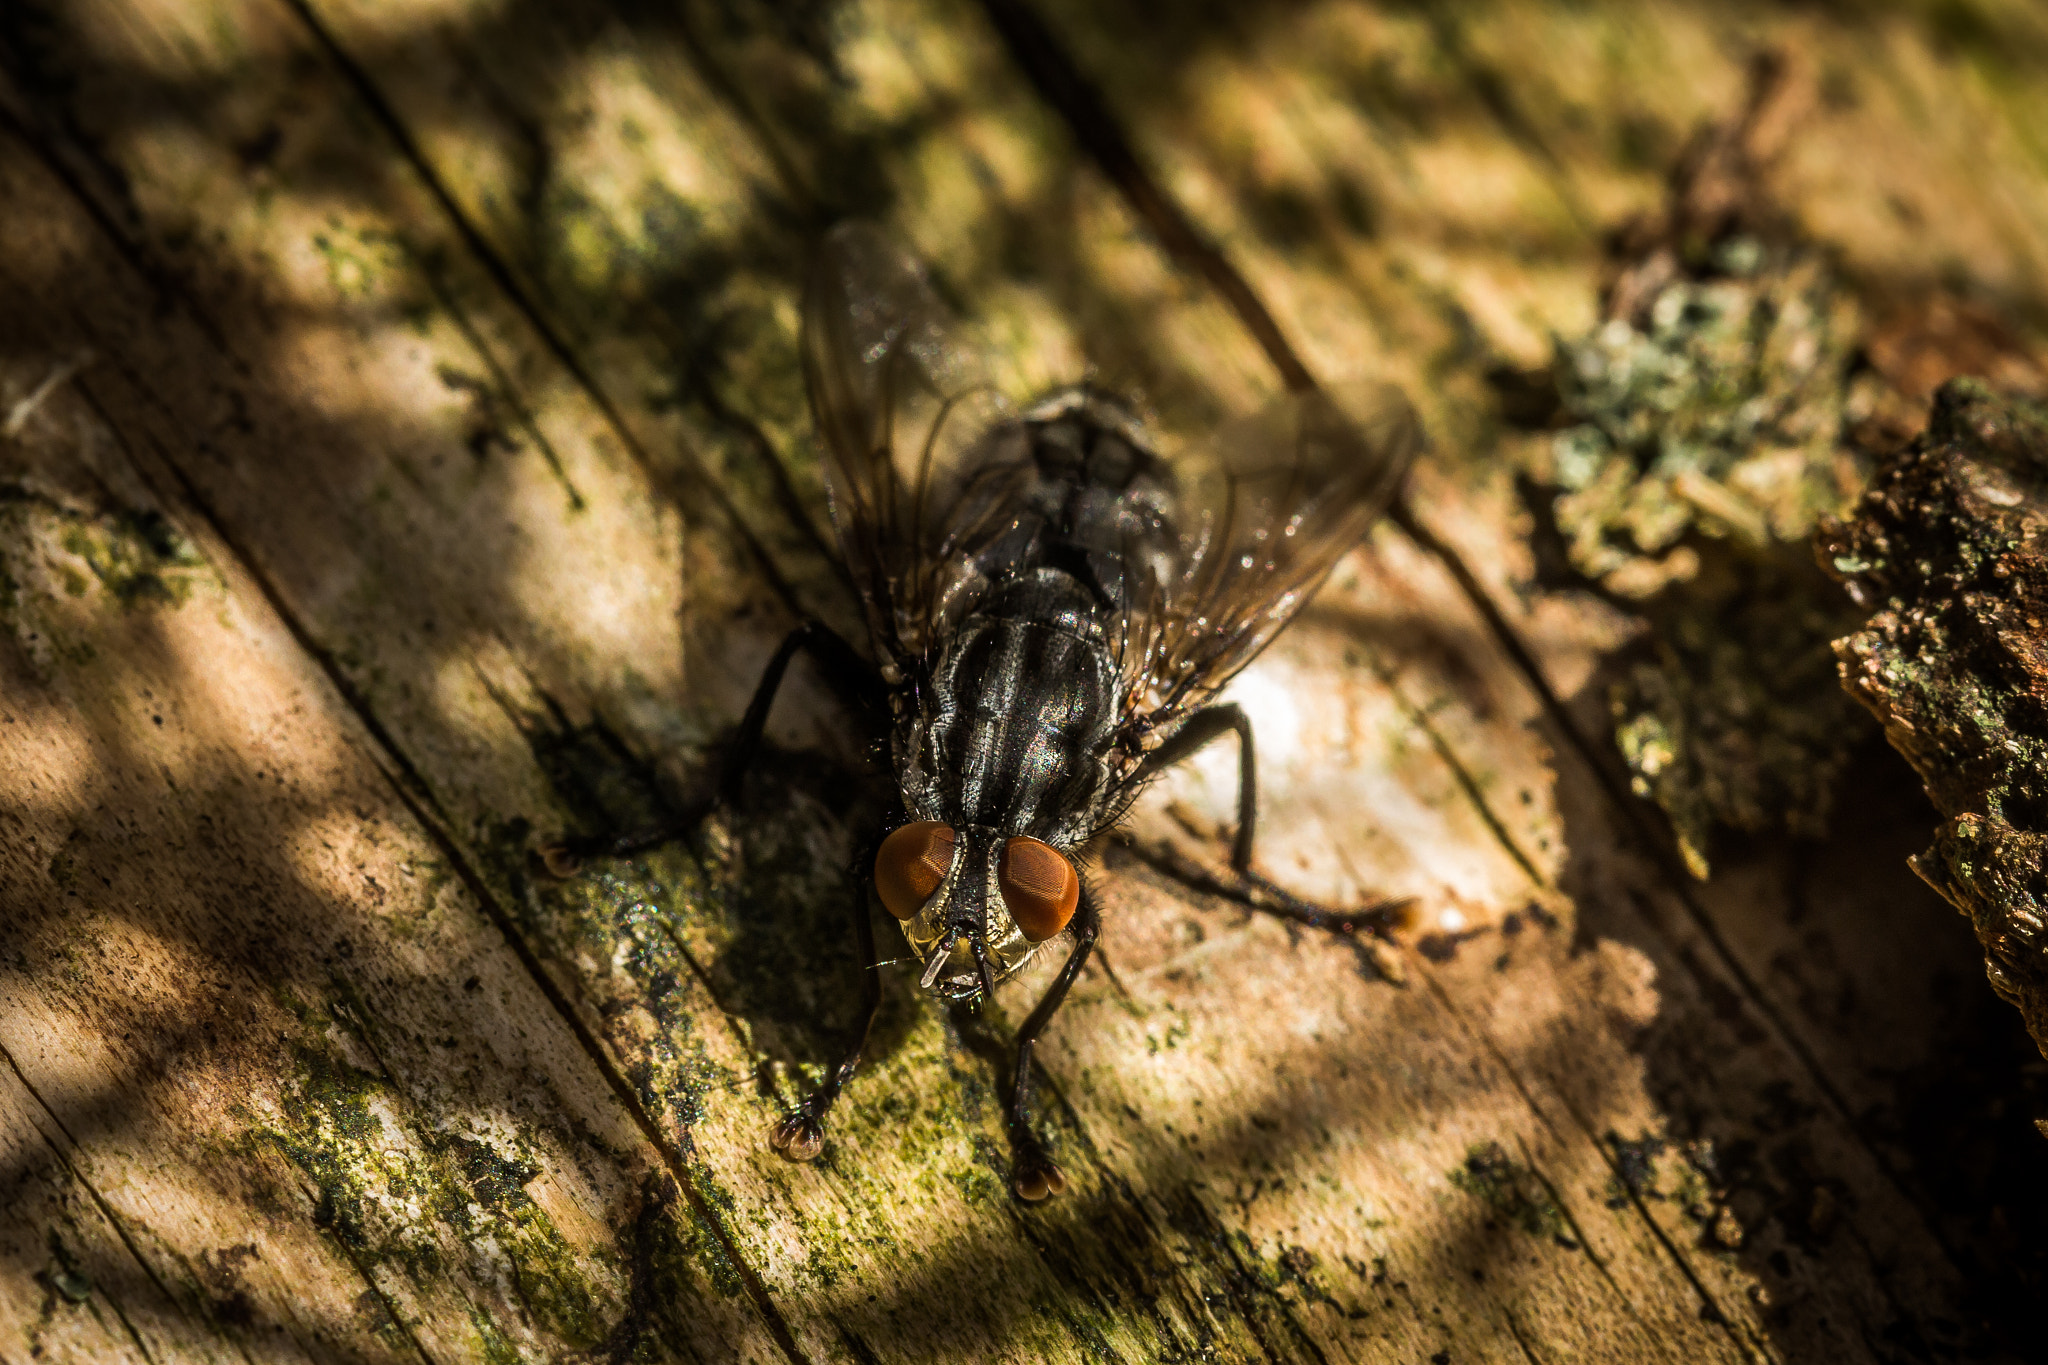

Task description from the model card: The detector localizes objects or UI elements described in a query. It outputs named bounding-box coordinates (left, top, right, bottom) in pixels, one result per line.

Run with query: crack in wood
left=0, top=1043, right=179, bottom=1365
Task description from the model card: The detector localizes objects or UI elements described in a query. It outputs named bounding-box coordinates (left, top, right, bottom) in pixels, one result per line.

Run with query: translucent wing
left=803, top=222, right=1422, bottom=713
left=801, top=222, right=1029, bottom=669
left=1120, top=384, right=1424, bottom=731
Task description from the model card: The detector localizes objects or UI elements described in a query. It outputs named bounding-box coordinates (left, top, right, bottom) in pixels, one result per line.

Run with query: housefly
left=557, top=223, right=1422, bottom=1200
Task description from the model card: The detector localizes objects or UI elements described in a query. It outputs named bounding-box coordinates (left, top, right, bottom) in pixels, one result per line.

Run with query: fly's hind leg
left=770, top=854, right=886, bottom=1162
left=1007, top=886, right=1101, bottom=1201
left=540, top=620, right=885, bottom=874
left=1134, top=703, right=1413, bottom=939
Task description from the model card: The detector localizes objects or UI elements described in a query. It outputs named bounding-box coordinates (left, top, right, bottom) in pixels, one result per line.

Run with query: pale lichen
left=1535, top=235, right=1871, bottom=875
left=1546, top=243, right=1862, bottom=594
left=1515, top=49, right=1896, bottom=875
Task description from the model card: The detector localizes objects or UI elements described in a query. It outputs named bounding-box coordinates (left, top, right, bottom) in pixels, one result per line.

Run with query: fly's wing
left=1121, top=384, right=1424, bottom=728
left=801, top=222, right=1029, bottom=668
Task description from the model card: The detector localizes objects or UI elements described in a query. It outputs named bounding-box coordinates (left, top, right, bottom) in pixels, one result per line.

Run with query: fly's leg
left=1007, top=886, right=1101, bottom=1201
left=1135, top=703, right=1412, bottom=937
left=1140, top=704, right=1260, bottom=869
left=769, top=856, right=885, bottom=1162
left=545, top=621, right=890, bottom=1162
left=541, top=620, right=884, bottom=874
left=716, top=621, right=888, bottom=804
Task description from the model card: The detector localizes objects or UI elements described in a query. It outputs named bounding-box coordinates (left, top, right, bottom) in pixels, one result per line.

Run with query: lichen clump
left=1607, top=555, right=1864, bottom=877
left=1820, top=380, right=2048, bottom=1057
left=1549, top=244, right=1861, bottom=596
left=1538, top=239, right=1870, bottom=875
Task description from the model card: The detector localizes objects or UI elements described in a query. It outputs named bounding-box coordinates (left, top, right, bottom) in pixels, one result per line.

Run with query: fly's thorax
left=912, top=589, right=1123, bottom=848
left=875, top=400, right=1167, bottom=999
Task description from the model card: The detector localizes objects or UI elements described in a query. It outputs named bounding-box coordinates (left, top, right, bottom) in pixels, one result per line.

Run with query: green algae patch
left=1448, top=1142, right=1571, bottom=1244
left=476, top=700, right=748, bottom=1125
left=1, top=485, right=213, bottom=638
left=1821, top=380, right=2048, bottom=1057
left=240, top=1038, right=623, bottom=1350
left=57, top=508, right=209, bottom=609
left=254, top=1044, right=401, bottom=1262
left=1, top=354, right=221, bottom=670
left=310, top=223, right=407, bottom=303
left=523, top=843, right=736, bottom=1126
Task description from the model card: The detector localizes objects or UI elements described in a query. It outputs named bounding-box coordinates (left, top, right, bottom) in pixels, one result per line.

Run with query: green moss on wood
left=1, top=488, right=210, bottom=629
left=237, top=1035, right=625, bottom=1350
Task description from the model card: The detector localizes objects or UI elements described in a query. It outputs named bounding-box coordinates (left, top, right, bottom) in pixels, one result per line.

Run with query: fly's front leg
left=770, top=859, right=885, bottom=1162
left=718, top=620, right=887, bottom=807
left=542, top=620, right=884, bottom=873
left=1008, top=886, right=1101, bottom=1201
left=1136, top=703, right=1410, bottom=937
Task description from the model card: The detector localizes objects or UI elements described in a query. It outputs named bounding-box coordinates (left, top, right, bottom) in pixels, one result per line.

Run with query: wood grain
left=3, top=0, right=2044, bottom=1360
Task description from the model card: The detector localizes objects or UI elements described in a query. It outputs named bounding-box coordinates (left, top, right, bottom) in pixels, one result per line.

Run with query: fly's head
left=871, top=820, right=1081, bottom=1003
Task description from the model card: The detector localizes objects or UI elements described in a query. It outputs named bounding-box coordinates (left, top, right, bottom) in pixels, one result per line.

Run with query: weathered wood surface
left=2, top=1, right=2045, bottom=1361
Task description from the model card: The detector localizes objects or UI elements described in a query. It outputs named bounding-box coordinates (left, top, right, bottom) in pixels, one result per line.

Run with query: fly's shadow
left=708, top=748, right=927, bottom=1084
left=506, top=686, right=923, bottom=1096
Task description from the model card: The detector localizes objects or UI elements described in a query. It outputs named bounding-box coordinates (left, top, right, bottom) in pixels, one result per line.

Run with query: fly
left=551, top=223, right=1423, bottom=1200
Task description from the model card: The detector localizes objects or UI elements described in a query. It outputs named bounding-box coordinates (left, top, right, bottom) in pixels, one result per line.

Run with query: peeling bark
left=1824, top=381, right=2048, bottom=1058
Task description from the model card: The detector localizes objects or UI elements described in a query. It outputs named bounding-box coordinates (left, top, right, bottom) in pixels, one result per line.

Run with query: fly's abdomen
left=1012, top=389, right=1180, bottom=612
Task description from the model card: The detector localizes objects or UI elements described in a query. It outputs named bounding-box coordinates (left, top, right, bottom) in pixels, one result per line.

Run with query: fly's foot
left=538, top=842, right=586, bottom=879
left=536, top=814, right=707, bottom=881
left=536, top=831, right=626, bottom=880
left=769, top=1109, right=827, bottom=1163
left=1012, top=1141, right=1068, bottom=1202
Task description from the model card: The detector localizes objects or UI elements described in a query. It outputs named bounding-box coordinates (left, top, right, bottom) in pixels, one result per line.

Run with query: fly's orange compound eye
left=874, top=822, right=956, bottom=921
left=998, top=837, right=1079, bottom=943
